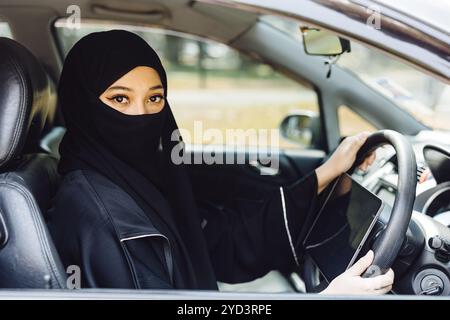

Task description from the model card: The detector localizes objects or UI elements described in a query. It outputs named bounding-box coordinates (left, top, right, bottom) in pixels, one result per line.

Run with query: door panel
left=186, top=147, right=325, bottom=205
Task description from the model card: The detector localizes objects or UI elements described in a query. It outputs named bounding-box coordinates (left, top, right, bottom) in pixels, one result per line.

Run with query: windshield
left=337, top=42, right=450, bottom=131
left=262, top=14, right=450, bottom=132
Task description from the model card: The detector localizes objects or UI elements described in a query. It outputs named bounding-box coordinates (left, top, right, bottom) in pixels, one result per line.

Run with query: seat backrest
left=0, top=37, right=66, bottom=288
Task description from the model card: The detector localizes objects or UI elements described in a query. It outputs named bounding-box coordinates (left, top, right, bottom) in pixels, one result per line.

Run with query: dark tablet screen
left=304, top=173, right=383, bottom=282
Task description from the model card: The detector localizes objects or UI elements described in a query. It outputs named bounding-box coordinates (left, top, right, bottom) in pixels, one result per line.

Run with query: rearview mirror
left=301, top=27, right=350, bottom=56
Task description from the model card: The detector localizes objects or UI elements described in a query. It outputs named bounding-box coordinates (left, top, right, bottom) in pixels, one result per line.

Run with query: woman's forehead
left=105, top=66, right=163, bottom=91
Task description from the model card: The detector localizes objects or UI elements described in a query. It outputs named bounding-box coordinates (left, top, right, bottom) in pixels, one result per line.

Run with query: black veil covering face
left=58, top=30, right=217, bottom=289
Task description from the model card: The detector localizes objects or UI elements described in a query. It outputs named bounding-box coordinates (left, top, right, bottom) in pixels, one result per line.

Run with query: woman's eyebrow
left=107, top=86, right=132, bottom=91
left=149, top=85, right=163, bottom=91
left=106, top=85, right=163, bottom=92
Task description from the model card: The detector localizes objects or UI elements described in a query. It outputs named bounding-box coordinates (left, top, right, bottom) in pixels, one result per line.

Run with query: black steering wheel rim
left=350, top=130, right=417, bottom=277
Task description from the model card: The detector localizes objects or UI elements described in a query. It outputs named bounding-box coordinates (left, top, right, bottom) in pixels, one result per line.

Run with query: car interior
left=0, top=0, right=449, bottom=297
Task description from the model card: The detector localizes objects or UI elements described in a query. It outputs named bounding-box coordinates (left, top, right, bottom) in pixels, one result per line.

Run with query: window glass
left=338, top=42, right=450, bottom=131
left=264, top=13, right=450, bottom=132
left=338, top=105, right=377, bottom=137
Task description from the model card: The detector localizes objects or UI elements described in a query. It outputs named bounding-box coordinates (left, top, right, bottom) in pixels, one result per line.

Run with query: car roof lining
left=2, top=0, right=258, bottom=44
left=0, top=0, right=261, bottom=78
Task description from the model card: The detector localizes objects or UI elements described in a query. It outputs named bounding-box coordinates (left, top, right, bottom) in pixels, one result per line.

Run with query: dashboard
left=351, top=134, right=450, bottom=295
left=355, top=139, right=450, bottom=223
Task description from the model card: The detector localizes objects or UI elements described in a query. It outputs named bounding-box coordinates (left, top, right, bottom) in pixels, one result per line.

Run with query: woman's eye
left=111, top=96, right=128, bottom=104
left=149, top=95, right=164, bottom=103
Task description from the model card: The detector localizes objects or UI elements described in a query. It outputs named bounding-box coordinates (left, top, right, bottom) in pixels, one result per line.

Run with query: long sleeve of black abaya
left=198, top=171, right=319, bottom=284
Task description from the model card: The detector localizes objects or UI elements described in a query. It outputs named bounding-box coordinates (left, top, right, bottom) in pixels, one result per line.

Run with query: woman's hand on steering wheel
left=315, top=132, right=376, bottom=193
left=320, top=250, right=395, bottom=295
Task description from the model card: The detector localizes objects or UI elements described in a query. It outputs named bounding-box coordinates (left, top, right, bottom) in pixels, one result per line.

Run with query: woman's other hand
left=320, top=250, right=395, bottom=295
left=328, top=132, right=375, bottom=174
left=315, top=132, right=376, bottom=193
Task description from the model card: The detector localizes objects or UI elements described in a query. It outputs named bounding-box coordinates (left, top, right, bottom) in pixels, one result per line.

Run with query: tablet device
left=303, top=173, right=383, bottom=283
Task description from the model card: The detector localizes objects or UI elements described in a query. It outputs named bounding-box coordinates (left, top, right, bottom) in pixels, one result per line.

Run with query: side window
left=338, top=105, right=377, bottom=137
left=54, top=23, right=321, bottom=150
left=154, top=32, right=321, bottom=150
left=0, top=21, right=13, bottom=39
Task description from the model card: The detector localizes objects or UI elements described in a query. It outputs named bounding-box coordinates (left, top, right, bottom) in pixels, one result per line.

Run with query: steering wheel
left=303, top=130, right=417, bottom=289
left=349, top=130, right=417, bottom=277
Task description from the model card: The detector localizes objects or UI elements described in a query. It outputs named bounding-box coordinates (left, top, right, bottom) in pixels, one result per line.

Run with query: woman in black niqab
left=56, top=30, right=217, bottom=289
left=49, top=30, right=325, bottom=290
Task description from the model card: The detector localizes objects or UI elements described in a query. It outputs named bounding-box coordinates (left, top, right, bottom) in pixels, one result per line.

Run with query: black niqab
left=58, top=30, right=217, bottom=289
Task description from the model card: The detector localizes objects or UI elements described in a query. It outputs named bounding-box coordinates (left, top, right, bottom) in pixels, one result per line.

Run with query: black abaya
left=47, top=30, right=319, bottom=289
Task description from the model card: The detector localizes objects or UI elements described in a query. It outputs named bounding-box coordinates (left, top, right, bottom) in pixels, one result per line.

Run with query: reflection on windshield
left=338, top=42, right=450, bottom=131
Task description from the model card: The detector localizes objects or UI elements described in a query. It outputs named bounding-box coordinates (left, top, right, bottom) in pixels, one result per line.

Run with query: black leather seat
left=0, top=37, right=66, bottom=288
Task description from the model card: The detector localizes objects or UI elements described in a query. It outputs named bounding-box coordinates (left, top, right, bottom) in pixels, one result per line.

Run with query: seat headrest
left=0, top=37, right=56, bottom=170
